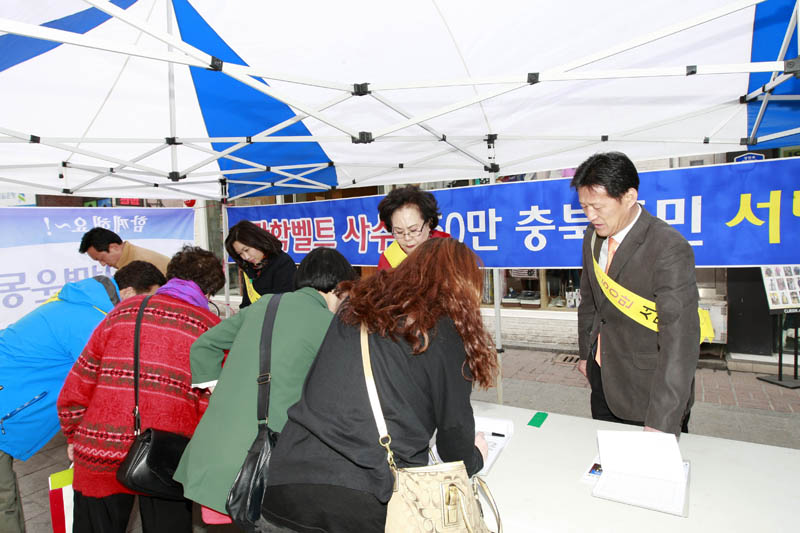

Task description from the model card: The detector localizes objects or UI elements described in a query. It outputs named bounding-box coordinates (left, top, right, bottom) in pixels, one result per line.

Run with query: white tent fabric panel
left=0, top=0, right=791, bottom=199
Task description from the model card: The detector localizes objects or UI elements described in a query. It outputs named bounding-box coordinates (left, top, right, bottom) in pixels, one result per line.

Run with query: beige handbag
left=360, top=325, right=502, bottom=533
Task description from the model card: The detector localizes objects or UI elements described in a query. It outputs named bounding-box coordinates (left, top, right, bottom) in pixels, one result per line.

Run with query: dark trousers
left=73, top=490, right=192, bottom=533
left=587, top=351, right=690, bottom=433
left=262, top=484, right=386, bottom=533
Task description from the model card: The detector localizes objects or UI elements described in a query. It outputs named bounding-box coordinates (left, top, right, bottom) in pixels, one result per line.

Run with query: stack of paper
left=592, top=430, right=690, bottom=517
left=429, top=416, right=514, bottom=475
left=474, top=416, right=514, bottom=475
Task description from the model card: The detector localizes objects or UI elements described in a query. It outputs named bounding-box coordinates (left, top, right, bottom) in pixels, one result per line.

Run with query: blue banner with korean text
left=0, top=207, right=194, bottom=328
left=227, top=158, right=800, bottom=268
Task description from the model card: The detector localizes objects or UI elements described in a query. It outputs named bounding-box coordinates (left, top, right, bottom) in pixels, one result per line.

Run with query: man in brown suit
left=79, top=227, right=170, bottom=275
left=572, top=152, right=700, bottom=436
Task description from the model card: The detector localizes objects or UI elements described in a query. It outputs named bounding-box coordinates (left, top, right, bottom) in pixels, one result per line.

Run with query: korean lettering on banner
left=654, top=195, right=704, bottom=245
left=0, top=265, right=110, bottom=310
left=512, top=203, right=588, bottom=252
left=45, top=215, right=150, bottom=234
left=254, top=217, right=339, bottom=253
left=445, top=209, right=503, bottom=251
left=725, top=190, right=800, bottom=244
left=342, top=214, right=392, bottom=254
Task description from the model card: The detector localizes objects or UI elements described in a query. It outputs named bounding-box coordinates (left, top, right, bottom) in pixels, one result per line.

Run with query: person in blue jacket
left=0, top=261, right=165, bottom=533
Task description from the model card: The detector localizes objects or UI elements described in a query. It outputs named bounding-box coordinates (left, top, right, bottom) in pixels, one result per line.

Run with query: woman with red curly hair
left=261, top=238, right=498, bottom=532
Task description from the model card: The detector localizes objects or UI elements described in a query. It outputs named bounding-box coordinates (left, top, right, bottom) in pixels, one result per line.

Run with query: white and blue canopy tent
left=0, top=0, right=798, bottom=202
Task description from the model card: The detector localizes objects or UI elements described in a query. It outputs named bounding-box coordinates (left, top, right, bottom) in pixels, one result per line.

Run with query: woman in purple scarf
left=58, top=246, right=225, bottom=533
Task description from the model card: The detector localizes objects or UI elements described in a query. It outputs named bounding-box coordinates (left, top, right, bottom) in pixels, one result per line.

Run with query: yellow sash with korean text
left=591, top=244, right=714, bottom=343
left=242, top=274, right=262, bottom=304
left=383, top=240, right=407, bottom=268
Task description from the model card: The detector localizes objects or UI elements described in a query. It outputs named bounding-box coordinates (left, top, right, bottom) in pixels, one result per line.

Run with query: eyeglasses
left=391, top=226, right=425, bottom=239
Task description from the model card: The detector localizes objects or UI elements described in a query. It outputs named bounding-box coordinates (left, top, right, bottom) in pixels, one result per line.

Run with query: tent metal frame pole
left=166, top=0, right=179, bottom=180
left=756, top=126, right=800, bottom=143
left=83, top=1, right=359, bottom=137
left=0, top=176, right=64, bottom=192
left=0, top=125, right=168, bottom=177
left=344, top=139, right=487, bottom=187
left=372, top=83, right=527, bottom=139
left=369, top=61, right=784, bottom=90
left=368, top=0, right=763, bottom=139
left=0, top=17, right=206, bottom=68
left=749, top=0, right=798, bottom=141
left=368, top=92, right=491, bottom=168
left=69, top=143, right=170, bottom=193
left=221, top=202, right=231, bottom=318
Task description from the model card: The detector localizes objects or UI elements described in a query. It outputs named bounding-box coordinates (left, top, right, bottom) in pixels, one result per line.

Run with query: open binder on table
left=591, top=430, right=690, bottom=517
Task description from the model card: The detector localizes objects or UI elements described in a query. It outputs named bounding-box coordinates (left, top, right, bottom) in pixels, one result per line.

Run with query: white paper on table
left=429, top=416, right=514, bottom=476
left=592, top=430, right=690, bottom=517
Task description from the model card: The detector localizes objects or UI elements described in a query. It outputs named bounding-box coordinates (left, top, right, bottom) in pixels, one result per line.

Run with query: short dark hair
left=224, top=220, right=283, bottom=269
left=114, top=261, right=167, bottom=293
left=166, top=246, right=225, bottom=295
left=570, top=152, right=640, bottom=199
left=295, top=248, right=358, bottom=293
left=377, top=185, right=441, bottom=232
left=79, top=227, right=122, bottom=253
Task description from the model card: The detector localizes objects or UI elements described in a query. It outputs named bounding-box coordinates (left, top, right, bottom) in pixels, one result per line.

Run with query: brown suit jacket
left=577, top=207, right=700, bottom=435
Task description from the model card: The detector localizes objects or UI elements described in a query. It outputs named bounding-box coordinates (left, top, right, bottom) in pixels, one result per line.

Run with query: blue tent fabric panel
left=747, top=0, right=800, bottom=149
left=0, top=0, right=137, bottom=73
left=171, top=0, right=337, bottom=197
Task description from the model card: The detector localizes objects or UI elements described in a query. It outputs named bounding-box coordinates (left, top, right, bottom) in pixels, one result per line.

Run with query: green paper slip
left=528, top=411, right=548, bottom=428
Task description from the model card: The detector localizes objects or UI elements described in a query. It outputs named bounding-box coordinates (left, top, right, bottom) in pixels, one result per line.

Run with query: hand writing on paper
left=644, top=426, right=663, bottom=432
left=577, top=359, right=588, bottom=378
left=475, top=432, right=489, bottom=464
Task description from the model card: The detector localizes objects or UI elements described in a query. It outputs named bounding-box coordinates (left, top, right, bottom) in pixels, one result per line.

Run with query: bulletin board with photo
left=761, top=265, right=800, bottom=313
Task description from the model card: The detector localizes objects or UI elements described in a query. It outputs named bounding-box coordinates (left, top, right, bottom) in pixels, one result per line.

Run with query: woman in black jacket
left=262, top=238, right=498, bottom=532
left=225, top=220, right=296, bottom=308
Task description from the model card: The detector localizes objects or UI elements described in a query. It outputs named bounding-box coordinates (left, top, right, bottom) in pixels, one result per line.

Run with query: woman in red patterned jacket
left=58, top=246, right=225, bottom=533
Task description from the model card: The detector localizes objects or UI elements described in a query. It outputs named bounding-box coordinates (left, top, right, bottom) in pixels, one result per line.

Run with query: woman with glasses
left=376, top=185, right=450, bottom=270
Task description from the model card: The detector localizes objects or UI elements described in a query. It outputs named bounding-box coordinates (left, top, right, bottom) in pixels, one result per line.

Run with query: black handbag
left=116, top=295, right=190, bottom=500
left=226, top=293, right=283, bottom=531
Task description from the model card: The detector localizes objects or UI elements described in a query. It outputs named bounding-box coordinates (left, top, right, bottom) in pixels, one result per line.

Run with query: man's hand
left=577, top=359, right=588, bottom=378
left=475, top=432, right=489, bottom=464
left=644, top=426, right=663, bottom=432
left=67, top=443, right=74, bottom=462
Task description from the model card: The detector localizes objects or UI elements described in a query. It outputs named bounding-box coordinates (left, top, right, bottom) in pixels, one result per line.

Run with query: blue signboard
left=227, top=158, right=800, bottom=268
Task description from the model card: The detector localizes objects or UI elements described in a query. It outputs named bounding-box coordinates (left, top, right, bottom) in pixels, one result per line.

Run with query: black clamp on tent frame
left=785, top=57, right=800, bottom=78
left=219, top=178, right=228, bottom=203
left=686, top=65, right=697, bottom=76
left=29, top=135, right=41, bottom=143
left=484, top=163, right=500, bottom=173
left=352, top=131, right=374, bottom=144
left=352, top=83, right=371, bottom=96
left=527, top=73, right=540, bottom=85
left=601, top=135, right=609, bottom=142
left=740, top=136, right=756, bottom=145
left=168, top=171, right=185, bottom=182
left=208, top=56, right=223, bottom=71
left=485, top=133, right=498, bottom=148
left=165, top=137, right=181, bottom=145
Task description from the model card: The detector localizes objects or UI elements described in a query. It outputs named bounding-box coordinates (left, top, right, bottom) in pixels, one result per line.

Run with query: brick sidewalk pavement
left=499, top=348, right=800, bottom=413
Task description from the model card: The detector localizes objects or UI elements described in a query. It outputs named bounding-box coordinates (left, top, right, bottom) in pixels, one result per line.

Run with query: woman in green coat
left=173, top=248, right=356, bottom=516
